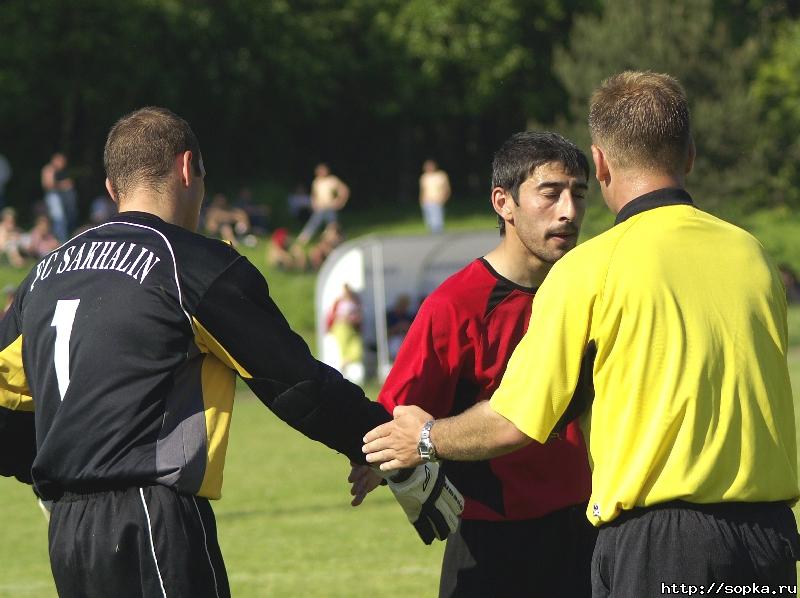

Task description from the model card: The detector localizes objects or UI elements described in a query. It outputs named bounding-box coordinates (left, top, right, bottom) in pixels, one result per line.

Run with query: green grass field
left=0, top=206, right=798, bottom=596
left=0, top=396, right=447, bottom=597
left=2, top=356, right=796, bottom=597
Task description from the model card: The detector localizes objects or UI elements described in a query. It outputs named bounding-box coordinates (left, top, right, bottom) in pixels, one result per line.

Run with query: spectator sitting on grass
left=386, top=294, right=415, bottom=360
left=204, top=193, right=250, bottom=244
left=308, top=221, right=344, bottom=270
left=234, top=187, right=271, bottom=237
left=267, top=227, right=307, bottom=271
left=19, top=215, right=60, bottom=260
left=0, top=207, right=24, bottom=268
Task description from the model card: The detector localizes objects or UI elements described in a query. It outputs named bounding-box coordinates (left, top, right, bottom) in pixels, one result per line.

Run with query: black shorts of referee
left=592, top=501, right=800, bottom=598
left=48, top=485, right=229, bottom=598
left=439, top=503, right=597, bottom=598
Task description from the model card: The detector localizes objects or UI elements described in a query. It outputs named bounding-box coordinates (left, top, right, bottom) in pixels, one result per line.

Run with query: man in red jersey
left=350, top=131, right=596, bottom=597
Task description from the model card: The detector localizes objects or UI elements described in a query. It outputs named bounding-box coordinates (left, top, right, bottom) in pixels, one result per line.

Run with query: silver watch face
left=418, top=437, right=437, bottom=461
left=418, top=439, right=430, bottom=458
left=418, top=420, right=437, bottom=461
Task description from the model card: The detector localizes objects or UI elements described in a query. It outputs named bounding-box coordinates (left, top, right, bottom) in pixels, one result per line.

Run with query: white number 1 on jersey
left=51, top=299, right=80, bottom=401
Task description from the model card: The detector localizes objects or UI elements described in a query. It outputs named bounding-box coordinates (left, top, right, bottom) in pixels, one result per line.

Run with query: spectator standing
left=419, top=159, right=451, bottom=233
left=297, top=164, right=349, bottom=244
left=326, top=283, right=364, bottom=383
left=41, top=153, right=76, bottom=242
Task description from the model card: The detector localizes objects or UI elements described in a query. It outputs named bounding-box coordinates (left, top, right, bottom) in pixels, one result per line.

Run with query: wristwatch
left=417, top=419, right=439, bottom=462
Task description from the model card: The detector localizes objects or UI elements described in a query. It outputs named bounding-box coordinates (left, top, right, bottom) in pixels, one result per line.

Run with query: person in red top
left=350, top=131, right=596, bottom=597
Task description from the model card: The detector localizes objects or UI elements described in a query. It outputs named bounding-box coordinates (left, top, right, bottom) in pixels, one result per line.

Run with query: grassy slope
left=0, top=204, right=798, bottom=597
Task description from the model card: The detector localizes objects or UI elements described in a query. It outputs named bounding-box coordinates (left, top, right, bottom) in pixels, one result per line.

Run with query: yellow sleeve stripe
left=192, top=317, right=253, bottom=379
left=0, top=334, right=33, bottom=411
left=196, top=354, right=236, bottom=500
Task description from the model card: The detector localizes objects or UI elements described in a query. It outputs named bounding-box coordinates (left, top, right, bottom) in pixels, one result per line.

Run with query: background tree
left=752, top=18, right=800, bottom=209
left=550, top=0, right=776, bottom=214
left=2, top=0, right=799, bottom=222
left=0, top=0, right=596, bottom=218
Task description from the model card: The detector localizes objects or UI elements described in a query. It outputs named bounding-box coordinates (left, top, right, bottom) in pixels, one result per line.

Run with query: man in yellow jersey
left=364, top=71, right=800, bottom=597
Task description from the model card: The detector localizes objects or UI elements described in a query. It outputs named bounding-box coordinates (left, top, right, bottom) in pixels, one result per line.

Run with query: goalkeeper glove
left=382, top=462, right=464, bottom=544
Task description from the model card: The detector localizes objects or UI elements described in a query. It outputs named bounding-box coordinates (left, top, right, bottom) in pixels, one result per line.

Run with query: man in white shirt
left=297, top=163, right=350, bottom=243
left=419, top=159, right=451, bottom=233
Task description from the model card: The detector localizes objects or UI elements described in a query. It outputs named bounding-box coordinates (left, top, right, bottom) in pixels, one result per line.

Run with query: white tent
left=315, top=230, right=499, bottom=382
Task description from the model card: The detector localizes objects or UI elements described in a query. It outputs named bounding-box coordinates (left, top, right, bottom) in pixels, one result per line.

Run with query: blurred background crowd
left=0, top=0, right=799, bottom=294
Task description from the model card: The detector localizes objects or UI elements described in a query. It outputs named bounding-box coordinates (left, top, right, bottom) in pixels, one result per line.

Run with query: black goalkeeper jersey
left=0, top=211, right=389, bottom=500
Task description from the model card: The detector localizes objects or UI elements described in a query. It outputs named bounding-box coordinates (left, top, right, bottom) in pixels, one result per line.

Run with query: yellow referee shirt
left=491, top=188, right=799, bottom=526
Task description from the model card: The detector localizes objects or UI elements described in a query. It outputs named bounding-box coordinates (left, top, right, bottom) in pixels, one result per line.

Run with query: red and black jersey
left=0, top=211, right=389, bottom=500
left=379, top=258, right=591, bottom=521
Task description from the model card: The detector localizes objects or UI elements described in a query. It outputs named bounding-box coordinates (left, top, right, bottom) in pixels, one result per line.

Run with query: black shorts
left=439, top=503, right=597, bottom=598
left=592, top=501, right=800, bottom=598
left=48, top=485, right=230, bottom=598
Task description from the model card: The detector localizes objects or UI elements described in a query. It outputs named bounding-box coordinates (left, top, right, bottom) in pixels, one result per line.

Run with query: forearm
left=431, top=401, right=531, bottom=461
left=196, top=257, right=389, bottom=463
left=362, top=401, right=532, bottom=470
left=250, top=368, right=391, bottom=465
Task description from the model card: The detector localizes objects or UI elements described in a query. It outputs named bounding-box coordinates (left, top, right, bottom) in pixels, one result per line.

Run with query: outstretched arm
left=194, top=255, right=464, bottom=543
left=363, top=402, right=532, bottom=471
left=193, top=256, right=389, bottom=464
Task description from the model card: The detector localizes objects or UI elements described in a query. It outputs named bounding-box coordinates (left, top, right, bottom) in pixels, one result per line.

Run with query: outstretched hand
left=363, top=405, right=431, bottom=470
left=347, top=462, right=383, bottom=507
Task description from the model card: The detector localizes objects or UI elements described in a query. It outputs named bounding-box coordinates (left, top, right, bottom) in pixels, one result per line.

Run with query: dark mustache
left=546, top=225, right=579, bottom=237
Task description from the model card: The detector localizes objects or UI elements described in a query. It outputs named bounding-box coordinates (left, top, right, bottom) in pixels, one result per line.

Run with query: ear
left=491, top=187, right=514, bottom=225
left=105, top=178, right=118, bottom=205
left=685, top=137, right=696, bottom=175
left=591, top=145, right=610, bottom=184
left=178, top=150, right=194, bottom=189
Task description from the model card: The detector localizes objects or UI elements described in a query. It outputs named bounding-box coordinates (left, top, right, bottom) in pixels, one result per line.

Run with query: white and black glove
left=382, top=463, right=464, bottom=544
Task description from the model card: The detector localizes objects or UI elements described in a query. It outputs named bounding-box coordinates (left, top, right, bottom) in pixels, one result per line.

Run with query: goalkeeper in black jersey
left=0, top=107, right=462, bottom=598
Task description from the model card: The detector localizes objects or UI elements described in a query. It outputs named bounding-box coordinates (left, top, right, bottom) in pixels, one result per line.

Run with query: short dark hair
left=104, top=106, right=202, bottom=199
left=491, top=131, right=589, bottom=234
left=588, top=71, right=691, bottom=174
